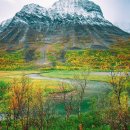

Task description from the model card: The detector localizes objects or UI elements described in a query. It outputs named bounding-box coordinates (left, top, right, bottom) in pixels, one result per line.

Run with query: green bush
left=0, top=81, right=10, bottom=98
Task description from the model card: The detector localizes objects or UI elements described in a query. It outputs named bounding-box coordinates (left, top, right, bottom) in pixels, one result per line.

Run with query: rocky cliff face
left=0, top=0, right=129, bottom=48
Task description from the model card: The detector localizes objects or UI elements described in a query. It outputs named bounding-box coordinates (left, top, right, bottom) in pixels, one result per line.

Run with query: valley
left=0, top=38, right=130, bottom=130
left=0, top=0, right=130, bottom=129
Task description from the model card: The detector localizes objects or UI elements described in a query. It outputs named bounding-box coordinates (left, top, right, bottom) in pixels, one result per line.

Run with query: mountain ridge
left=0, top=0, right=129, bottom=49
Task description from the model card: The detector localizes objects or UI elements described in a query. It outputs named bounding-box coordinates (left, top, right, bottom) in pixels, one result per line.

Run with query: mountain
left=0, top=0, right=129, bottom=49
left=0, top=18, right=12, bottom=33
left=115, top=22, right=130, bottom=33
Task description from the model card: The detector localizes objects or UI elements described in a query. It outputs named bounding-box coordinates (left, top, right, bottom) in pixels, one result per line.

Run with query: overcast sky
left=0, top=0, right=130, bottom=32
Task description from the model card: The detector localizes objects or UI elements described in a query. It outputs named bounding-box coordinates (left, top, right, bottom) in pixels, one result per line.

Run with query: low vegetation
left=0, top=49, right=37, bottom=70
left=0, top=40, right=130, bottom=129
left=0, top=66, right=129, bottom=130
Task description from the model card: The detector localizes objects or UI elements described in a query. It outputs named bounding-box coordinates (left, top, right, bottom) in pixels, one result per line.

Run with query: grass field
left=0, top=70, right=110, bottom=81
left=40, top=69, right=110, bottom=82
left=0, top=71, right=38, bottom=81
left=0, top=70, right=72, bottom=93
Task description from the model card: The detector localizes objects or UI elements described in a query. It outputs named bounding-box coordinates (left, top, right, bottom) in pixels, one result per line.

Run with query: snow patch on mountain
left=48, top=0, right=112, bottom=26
left=20, top=3, right=47, bottom=17
left=0, top=0, right=113, bottom=27
left=51, top=0, right=103, bottom=18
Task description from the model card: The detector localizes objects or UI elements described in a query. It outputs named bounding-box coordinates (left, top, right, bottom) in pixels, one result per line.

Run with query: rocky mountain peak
left=20, top=3, right=47, bottom=15
left=0, top=0, right=129, bottom=46
left=13, top=3, right=48, bottom=25
left=51, top=0, right=103, bottom=18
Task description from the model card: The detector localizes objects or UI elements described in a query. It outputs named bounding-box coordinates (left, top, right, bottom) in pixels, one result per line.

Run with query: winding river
left=27, top=73, right=111, bottom=115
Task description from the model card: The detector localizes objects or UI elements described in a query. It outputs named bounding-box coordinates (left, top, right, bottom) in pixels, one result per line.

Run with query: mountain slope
left=0, top=18, right=12, bottom=33
left=0, top=0, right=129, bottom=48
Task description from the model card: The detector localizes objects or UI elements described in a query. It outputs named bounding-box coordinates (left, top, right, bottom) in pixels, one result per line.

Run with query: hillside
left=0, top=0, right=129, bottom=49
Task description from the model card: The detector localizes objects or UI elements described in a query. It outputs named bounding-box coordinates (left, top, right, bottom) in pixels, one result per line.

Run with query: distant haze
left=0, top=0, right=130, bottom=32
